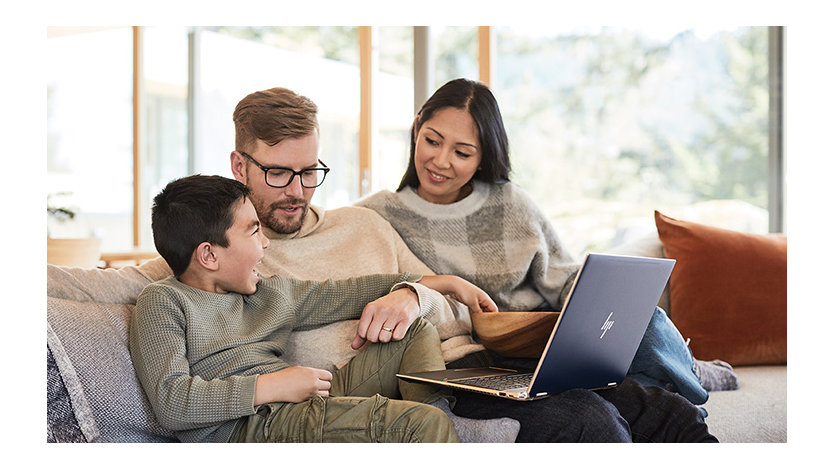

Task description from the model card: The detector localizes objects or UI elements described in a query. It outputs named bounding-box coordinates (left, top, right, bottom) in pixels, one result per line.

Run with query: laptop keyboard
left=451, top=373, right=533, bottom=390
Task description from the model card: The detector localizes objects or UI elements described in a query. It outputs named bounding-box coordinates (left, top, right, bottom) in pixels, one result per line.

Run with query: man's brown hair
left=233, top=87, right=319, bottom=153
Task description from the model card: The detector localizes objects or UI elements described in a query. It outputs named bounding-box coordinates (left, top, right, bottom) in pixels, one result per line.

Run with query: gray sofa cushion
left=46, top=296, right=176, bottom=442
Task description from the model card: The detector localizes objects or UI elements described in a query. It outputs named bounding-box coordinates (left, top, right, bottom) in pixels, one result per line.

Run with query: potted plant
left=47, top=193, right=101, bottom=268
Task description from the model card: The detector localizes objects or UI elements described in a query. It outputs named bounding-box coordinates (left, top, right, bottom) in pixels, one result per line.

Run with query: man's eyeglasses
left=239, top=151, right=330, bottom=188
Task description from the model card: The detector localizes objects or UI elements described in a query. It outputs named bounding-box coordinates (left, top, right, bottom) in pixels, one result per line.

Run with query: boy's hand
left=418, top=275, right=498, bottom=313
left=254, top=366, right=332, bottom=405
left=352, top=287, right=420, bottom=350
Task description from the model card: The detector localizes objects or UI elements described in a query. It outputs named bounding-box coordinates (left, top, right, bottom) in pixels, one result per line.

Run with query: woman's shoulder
left=354, top=189, right=398, bottom=209
left=486, top=181, right=554, bottom=229
left=355, top=189, right=423, bottom=218
left=323, top=201, right=399, bottom=230
left=484, top=181, right=538, bottom=208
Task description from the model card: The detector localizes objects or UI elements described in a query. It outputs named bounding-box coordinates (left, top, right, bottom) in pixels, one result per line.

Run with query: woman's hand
left=254, top=366, right=333, bottom=405
left=418, top=275, right=498, bottom=313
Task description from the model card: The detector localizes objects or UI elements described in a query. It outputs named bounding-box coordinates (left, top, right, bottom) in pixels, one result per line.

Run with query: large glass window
left=141, top=26, right=190, bottom=250
left=494, top=26, right=770, bottom=255
left=47, top=28, right=134, bottom=252
left=372, top=27, right=415, bottom=194
left=432, top=27, right=479, bottom=87
left=46, top=26, right=778, bottom=259
left=47, top=27, right=191, bottom=252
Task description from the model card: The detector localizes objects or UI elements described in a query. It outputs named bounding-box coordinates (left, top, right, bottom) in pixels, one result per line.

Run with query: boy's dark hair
left=398, top=78, right=511, bottom=191
left=151, top=175, right=251, bottom=277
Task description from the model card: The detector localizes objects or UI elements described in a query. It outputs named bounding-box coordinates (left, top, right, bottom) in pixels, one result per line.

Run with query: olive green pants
left=230, top=317, right=458, bottom=443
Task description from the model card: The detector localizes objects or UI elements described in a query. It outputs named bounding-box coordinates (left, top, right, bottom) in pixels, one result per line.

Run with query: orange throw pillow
left=654, top=211, right=787, bottom=366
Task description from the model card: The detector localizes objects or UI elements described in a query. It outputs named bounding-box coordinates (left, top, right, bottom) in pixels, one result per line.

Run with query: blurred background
left=45, top=25, right=781, bottom=261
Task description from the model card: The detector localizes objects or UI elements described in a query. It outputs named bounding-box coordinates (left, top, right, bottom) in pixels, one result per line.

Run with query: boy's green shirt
left=128, top=272, right=421, bottom=443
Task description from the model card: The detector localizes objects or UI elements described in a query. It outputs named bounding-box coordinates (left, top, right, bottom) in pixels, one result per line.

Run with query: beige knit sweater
left=256, top=205, right=485, bottom=368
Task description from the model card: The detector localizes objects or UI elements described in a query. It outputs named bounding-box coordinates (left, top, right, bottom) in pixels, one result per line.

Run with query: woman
left=357, top=78, right=737, bottom=438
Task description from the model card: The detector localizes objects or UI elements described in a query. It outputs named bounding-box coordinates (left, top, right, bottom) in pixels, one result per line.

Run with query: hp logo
left=600, top=312, right=614, bottom=339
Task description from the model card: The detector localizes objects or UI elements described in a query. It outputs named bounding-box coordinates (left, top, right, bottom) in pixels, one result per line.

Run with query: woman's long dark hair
left=398, top=78, right=511, bottom=191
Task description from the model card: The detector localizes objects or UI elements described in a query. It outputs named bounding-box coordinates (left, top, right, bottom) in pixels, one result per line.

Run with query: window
left=494, top=26, right=771, bottom=255
left=372, top=27, right=415, bottom=193
left=432, top=27, right=479, bottom=87
left=141, top=26, right=190, bottom=253
left=47, top=28, right=134, bottom=252
left=46, top=26, right=782, bottom=258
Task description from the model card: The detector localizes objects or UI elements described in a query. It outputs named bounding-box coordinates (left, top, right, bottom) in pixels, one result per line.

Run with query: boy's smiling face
left=212, top=197, right=270, bottom=295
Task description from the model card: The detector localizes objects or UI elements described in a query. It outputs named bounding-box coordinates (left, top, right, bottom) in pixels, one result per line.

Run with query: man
left=229, top=88, right=484, bottom=370
left=228, top=87, right=716, bottom=443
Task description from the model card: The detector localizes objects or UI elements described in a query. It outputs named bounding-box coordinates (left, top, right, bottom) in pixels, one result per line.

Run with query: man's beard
left=256, top=197, right=309, bottom=234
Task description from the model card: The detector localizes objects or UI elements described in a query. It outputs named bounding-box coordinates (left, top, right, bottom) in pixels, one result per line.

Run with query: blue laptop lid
left=529, top=253, right=675, bottom=397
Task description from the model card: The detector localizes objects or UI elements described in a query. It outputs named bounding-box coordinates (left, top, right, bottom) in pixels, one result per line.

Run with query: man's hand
left=418, top=275, right=498, bottom=313
left=351, top=287, right=420, bottom=350
left=254, top=366, right=332, bottom=405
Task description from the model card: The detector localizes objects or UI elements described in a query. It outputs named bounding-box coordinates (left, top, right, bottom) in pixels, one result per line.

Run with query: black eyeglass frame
left=239, top=151, right=330, bottom=188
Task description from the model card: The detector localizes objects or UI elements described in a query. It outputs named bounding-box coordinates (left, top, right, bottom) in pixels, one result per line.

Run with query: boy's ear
left=194, top=242, right=219, bottom=271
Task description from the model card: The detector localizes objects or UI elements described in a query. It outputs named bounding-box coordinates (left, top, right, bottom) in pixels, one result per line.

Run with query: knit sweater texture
left=129, top=272, right=418, bottom=443
left=356, top=181, right=581, bottom=312
left=255, top=205, right=485, bottom=366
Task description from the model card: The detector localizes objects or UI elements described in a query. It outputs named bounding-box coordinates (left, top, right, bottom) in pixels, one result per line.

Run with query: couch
left=46, top=211, right=787, bottom=443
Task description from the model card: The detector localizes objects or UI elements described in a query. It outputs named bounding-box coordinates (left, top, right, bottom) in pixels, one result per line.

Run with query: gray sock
left=430, top=398, right=520, bottom=443
left=694, top=359, right=739, bottom=391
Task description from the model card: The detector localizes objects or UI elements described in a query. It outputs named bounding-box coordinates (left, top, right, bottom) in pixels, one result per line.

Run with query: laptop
left=397, top=253, right=675, bottom=401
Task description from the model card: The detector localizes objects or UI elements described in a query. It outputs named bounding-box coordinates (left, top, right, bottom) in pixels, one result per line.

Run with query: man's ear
left=230, top=151, right=246, bottom=184
left=194, top=242, right=219, bottom=271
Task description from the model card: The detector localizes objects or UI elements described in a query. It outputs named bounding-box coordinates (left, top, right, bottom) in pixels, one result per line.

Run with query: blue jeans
left=627, top=307, right=709, bottom=406
left=445, top=306, right=715, bottom=442
left=447, top=350, right=716, bottom=442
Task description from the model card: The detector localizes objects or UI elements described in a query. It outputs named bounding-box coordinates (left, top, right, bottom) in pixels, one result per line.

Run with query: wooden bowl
left=470, top=311, right=560, bottom=358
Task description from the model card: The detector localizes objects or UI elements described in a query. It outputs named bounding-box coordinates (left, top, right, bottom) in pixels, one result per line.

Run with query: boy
left=129, top=174, right=514, bottom=443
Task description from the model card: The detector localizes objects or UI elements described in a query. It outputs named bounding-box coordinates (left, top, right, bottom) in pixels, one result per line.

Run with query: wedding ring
left=381, top=326, right=393, bottom=332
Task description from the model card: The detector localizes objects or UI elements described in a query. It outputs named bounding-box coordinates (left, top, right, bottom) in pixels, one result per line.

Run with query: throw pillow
left=654, top=211, right=787, bottom=366
left=46, top=297, right=177, bottom=442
